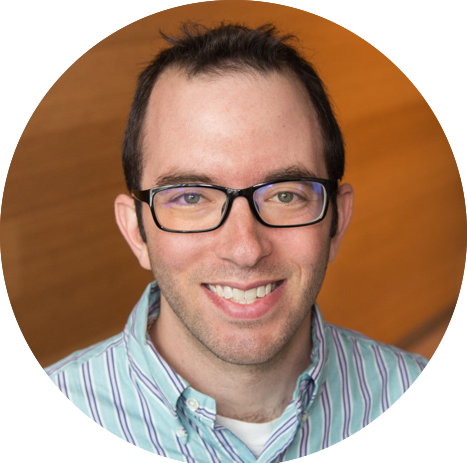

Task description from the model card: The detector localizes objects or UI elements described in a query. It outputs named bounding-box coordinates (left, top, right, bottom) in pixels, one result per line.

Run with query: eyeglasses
left=132, top=177, right=338, bottom=233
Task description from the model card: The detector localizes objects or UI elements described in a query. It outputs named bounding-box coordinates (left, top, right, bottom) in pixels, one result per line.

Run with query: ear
left=114, top=194, right=151, bottom=270
left=328, top=183, right=354, bottom=263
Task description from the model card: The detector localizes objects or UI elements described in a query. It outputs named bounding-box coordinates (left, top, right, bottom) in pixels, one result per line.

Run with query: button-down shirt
left=46, top=282, right=427, bottom=462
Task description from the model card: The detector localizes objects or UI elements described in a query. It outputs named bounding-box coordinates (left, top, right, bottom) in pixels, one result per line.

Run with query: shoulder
left=324, top=322, right=428, bottom=385
left=45, top=333, right=125, bottom=378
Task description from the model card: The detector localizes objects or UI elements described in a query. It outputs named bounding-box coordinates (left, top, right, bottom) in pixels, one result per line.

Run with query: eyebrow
left=262, top=166, right=320, bottom=183
left=153, top=172, right=215, bottom=186
left=152, top=165, right=320, bottom=187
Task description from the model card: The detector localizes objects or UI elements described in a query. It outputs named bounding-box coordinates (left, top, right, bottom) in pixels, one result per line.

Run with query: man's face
left=137, top=69, right=338, bottom=365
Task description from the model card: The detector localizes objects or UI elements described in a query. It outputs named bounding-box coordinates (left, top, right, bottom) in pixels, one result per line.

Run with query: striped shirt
left=46, top=281, right=427, bottom=462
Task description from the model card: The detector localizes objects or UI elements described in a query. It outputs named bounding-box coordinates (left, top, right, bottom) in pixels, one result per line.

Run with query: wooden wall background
left=1, top=1, right=465, bottom=367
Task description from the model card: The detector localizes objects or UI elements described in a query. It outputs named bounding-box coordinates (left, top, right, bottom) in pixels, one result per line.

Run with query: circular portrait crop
left=1, top=1, right=465, bottom=462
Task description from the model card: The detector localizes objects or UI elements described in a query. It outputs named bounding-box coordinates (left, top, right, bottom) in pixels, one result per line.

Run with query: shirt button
left=300, top=412, right=308, bottom=422
left=186, top=398, right=200, bottom=412
left=176, top=427, right=187, bottom=438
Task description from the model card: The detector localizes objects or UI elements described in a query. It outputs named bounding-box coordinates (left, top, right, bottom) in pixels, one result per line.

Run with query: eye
left=270, top=190, right=304, bottom=204
left=183, top=193, right=202, bottom=204
left=163, top=190, right=207, bottom=207
left=276, top=192, right=295, bottom=203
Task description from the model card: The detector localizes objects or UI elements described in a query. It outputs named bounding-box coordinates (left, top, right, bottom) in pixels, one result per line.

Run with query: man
left=46, top=23, right=427, bottom=461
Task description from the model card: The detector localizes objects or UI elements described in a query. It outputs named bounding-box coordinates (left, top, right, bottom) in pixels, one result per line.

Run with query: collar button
left=186, top=397, right=200, bottom=412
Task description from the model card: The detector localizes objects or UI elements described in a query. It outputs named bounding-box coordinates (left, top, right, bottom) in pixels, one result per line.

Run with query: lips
left=206, top=282, right=281, bottom=304
left=203, top=279, right=286, bottom=321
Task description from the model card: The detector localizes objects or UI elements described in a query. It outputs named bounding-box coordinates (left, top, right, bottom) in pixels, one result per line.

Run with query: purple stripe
left=330, top=328, right=351, bottom=439
left=183, top=401, right=215, bottom=422
left=45, top=337, right=123, bottom=376
left=147, top=341, right=186, bottom=393
left=299, top=417, right=310, bottom=457
left=176, top=436, right=197, bottom=463
left=105, top=348, right=136, bottom=445
left=416, top=358, right=427, bottom=372
left=189, top=420, right=222, bottom=463
left=138, top=395, right=166, bottom=456
left=352, top=339, right=372, bottom=427
left=214, top=428, right=249, bottom=463
left=310, top=309, right=325, bottom=381
left=320, top=383, right=331, bottom=449
left=396, top=353, right=410, bottom=392
left=128, top=352, right=176, bottom=415
left=57, top=371, right=70, bottom=399
left=263, top=413, right=297, bottom=458
left=272, top=413, right=296, bottom=442
left=372, top=345, right=389, bottom=411
left=81, top=362, right=103, bottom=427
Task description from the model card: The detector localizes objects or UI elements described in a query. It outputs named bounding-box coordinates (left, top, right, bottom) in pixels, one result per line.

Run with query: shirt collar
left=124, top=281, right=188, bottom=415
left=124, top=281, right=330, bottom=417
left=293, top=300, right=330, bottom=412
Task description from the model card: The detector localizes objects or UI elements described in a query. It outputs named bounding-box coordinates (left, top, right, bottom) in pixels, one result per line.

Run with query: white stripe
left=105, top=348, right=136, bottom=445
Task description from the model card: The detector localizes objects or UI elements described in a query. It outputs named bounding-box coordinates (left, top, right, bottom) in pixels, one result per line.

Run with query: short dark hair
left=122, top=22, right=345, bottom=240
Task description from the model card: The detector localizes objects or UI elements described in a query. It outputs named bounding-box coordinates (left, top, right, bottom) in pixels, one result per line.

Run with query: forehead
left=141, top=68, right=326, bottom=187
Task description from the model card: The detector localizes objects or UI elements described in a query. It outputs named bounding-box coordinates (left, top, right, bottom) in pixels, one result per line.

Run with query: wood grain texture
left=1, top=2, right=465, bottom=367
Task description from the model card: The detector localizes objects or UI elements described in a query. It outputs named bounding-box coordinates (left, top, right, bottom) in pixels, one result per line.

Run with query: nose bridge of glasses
left=226, top=186, right=254, bottom=198
left=223, top=187, right=260, bottom=222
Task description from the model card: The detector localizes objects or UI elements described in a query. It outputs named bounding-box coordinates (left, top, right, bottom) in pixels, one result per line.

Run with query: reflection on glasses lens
left=254, top=181, right=325, bottom=226
left=154, top=186, right=228, bottom=231
left=152, top=180, right=328, bottom=232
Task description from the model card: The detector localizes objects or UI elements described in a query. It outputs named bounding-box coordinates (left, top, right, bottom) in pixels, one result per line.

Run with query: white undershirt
left=216, top=415, right=279, bottom=458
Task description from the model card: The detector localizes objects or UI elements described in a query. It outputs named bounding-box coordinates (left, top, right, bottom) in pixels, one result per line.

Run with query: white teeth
left=207, top=282, right=278, bottom=304
left=223, top=286, right=233, bottom=299
left=232, top=288, right=243, bottom=300
left=245, top=288, right=257, bottom=302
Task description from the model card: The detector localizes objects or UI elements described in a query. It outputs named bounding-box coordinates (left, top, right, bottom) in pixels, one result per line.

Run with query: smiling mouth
left=206, top=282, right=282, bottom=305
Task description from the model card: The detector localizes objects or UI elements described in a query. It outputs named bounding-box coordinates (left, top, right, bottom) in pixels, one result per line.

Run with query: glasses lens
left=253, top=180, right=326, bottom=226
left=153, top=186, right=228, bottom=231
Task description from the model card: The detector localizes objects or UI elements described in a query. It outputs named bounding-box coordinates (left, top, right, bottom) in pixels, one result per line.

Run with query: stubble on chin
left=150, top=251, right=329, bottom=368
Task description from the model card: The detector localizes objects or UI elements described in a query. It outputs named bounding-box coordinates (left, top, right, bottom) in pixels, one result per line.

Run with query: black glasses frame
left=132, top=177, right=339, bottom=233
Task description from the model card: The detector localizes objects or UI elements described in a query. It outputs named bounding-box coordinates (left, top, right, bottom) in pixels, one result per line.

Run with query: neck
left=150, top=304, right=312, bottom=423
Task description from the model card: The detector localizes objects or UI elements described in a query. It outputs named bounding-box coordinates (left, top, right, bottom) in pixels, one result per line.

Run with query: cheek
left=147, top=230, right=210, bottom=274
left=284, top=230, right=331, bottom=308
left=274, top=227, right=331, bottom=273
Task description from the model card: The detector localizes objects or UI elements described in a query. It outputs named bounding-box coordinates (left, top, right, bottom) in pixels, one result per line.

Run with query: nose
left=214, top=197, right=272, bottom=268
